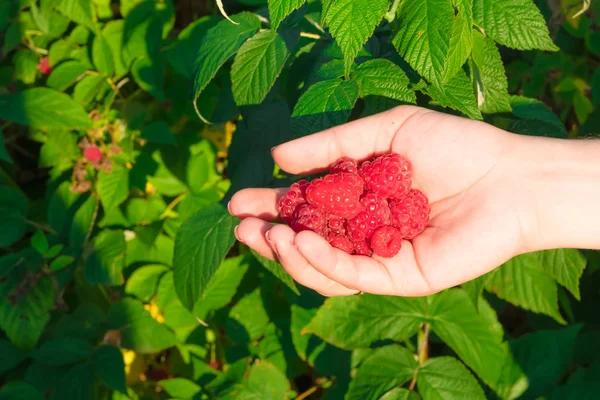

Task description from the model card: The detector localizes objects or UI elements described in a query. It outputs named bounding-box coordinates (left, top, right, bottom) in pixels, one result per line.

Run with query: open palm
left=229, top=106, right=534, bottom=296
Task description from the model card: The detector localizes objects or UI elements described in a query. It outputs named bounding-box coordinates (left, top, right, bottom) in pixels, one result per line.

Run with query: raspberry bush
left=0, top=0, right=599, bottom=399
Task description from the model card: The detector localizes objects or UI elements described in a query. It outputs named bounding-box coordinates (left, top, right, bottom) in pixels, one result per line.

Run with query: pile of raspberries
left=277, top=153, right=430, bottom=258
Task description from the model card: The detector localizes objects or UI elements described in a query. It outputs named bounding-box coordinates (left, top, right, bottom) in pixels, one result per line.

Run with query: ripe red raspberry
left=359, top=154, right=412, bottom=199
left=370, top=226, right=402, bottom=258
left=37, top=57, right=52, bottom=75
left=354, top=240, right=372, bottom=256
left=83, top=146, right=103, bottom=163
left=328, top=234, right=354, bottom=254
left=290, top=204, right=327, bottom=236
left=306, top=173, right=364, bottom=219
left=327, top=215, right=346, bottom=236
left=278, top=180, right=309, bottom=222
left=389, top=189, right=430, bottom=239
left=330, top=157, right=359, bottom=175
left=347, top=193, right=391, bottom=242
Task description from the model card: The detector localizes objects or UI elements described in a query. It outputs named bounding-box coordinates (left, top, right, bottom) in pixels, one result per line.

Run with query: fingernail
left=271, top=146, right=276, bottom=153
left=227, top=201, right=233, bottom=215
left=234, top=225, right=242, bottom=242
left=265, top=229, right=272, bottom=242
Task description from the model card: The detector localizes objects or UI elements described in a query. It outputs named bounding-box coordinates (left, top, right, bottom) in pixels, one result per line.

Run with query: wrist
left=505, top=135, right=600, bottom=252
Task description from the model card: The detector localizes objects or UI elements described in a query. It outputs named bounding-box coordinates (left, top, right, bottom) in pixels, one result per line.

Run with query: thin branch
left=295, top=386, right=318, bottom=400
left=300, top=32, right=322, bottom=40
left=83, top=196, right=100, bottom=246
left=161, top=193, right=187, bottom=219
left=25, top=219, right=57, bottom=235
left=304, top=15, right=325, bottom=33
left=385, top=0, right=403, bottom=23
left=409, top=322, right=430, bottom=390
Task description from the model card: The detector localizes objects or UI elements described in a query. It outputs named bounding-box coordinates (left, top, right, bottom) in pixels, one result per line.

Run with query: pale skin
left=228, top=105, right=600, bottom=297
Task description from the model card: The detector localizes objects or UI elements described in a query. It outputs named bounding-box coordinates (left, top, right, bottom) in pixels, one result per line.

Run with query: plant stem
left=25, top=219, right=57, bottom=235
left=385, top=0, right=402, bottom=23
left=160, top=193, right=187, bottom=219
left=295, top=386, right=318, bottom=400
left=409, top=322, right=430, bottom=390
left=83, top=197, right=100, bottom=246
left=300, top=32, right=322, bottom=40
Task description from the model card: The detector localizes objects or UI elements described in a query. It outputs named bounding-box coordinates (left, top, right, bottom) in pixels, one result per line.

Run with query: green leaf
left=47, top=61, right=88, bottom=92
left=428, top=289, right=505, bottom=386
left=0, top=338, right=28, bottom=375
left=158, top=378, right=201, bottom=398
left=461, top=274, right=490, bottom=310
left=39, top=130, right=79, bottom=170
left=167, top=16, right=220, bottom=78
left=291, top=78, right=359, bottom=136
left=485, top=252, right=566, bottom=324
left=0, top=207, right=27, bottom=247
left=508, top=96, right=567, bottom=138
left=33, top=337, right=93, bottom=366
left=224, top=363, right=290, bottom=399
left=45, top=244, right=63, bottom=259
left=0, top=88, right=92, bottom=129
left=392, top=0, right=454, bottom=85
left=131, top=56, right=165, bottom=101
left=108, top=298, right=177, bottom=353
left=49, top=255, right=74, bottom=271
left=13, top=50, right=38, bottom=85
left=231, top=30, right=296, bottom=105
left=470, top=31, right=511, bottom=114
left=473, top=0, right=558, bottom=51
left=0, top=128, right=12, bottom=164
left=173, top=204, right=237, bottom=310
left=417, top=357, right=485, bottom=400
left=125, top=264, right=170, bottom=302
left=442, top=6, right=472, bottom=82
left=269, top=0, right=306, bottom=29
left=69, top=195, right=97, bottom=248
left=537, top=249, right=586, bottom=300
left=92, top=33, right=114, bottom=76
left=30, top=231, right=48, bottom=254
left=55, top=0, right=97, bottom=30
left=424, top=70, right=483, bottom=119
left=509, top=325, right=581, bottom=398
left=52, top=362, right=94, bottom=400
left=94, top=345, right=127, bottom=394
left=352, top=59, right=416, bottom=103
left=193, top=255, right=250, bottom=319
left=228, top=101, right=292, bottom=192
left=141, top=120, right=176, bottom=145
left=226, top=288, right=271, bottom=342
left=304, top=294, right=427, bottom=349
left=252, top=250, right=299, bottom=295
left=97, top=164, right=130, bottom=212
left=0, top=276, right=55, bottom=349
left=322, top=0, right=389, bottom=74
left=193, top=12, right=260, bottom=101
left=0, top=382, right=44, bottom=400
left=347, top=345, right=417, bottom=400
left=102, top=21, right=127, bottom=79
left=85, top=230, right=126, bottom=285
left=381, top=388, right=420, bottom=400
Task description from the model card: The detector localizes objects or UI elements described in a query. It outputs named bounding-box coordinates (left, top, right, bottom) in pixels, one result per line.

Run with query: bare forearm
left=510, top=136, right=600, bottom=251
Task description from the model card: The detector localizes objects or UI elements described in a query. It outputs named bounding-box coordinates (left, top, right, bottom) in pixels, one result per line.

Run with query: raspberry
left=330, top=157, right=359, bottom=175
left=359, top=154, right=412, bottom=199
left=37, top=57, right=52, bottom=75
left=278, top=180, right=309, bottom=222
left=389, top=189, right=430, bottom=239
left=327, top=215, right=346, bottom=236
left=354, top=240, right=372, bottom=256
left=306, top=173, right=364, bottom=219
left=347, top=193, right=391, bottom=242
left=328, top=234, right=354, bottom=254
left=290, top=204, right=327, bottom=236
left=370, top=226, right=402, bottom=258
left=83, top=146, right=103, bottom=163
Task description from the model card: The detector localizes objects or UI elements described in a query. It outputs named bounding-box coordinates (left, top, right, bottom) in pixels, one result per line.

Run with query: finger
left=273, top=105, right=426, bottom=174
left=229, top=188, right=287, bottom=220
left=266, top=225, right=359, bottom=296
left=235, top=218, right=278, bottom=260
left=294, top=231, right=435, bottom=296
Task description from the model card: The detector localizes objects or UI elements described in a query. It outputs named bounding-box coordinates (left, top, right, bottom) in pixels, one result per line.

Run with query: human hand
left=228, top=106, right=544, bottom=297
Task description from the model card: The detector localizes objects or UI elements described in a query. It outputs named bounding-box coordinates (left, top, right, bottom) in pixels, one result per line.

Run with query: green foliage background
left=0, top=0, right=599, bottom=399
